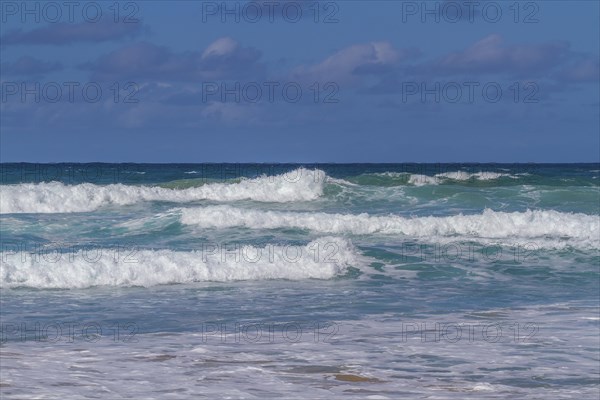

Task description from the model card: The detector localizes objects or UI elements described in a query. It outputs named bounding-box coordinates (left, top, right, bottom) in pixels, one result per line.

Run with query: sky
left=0, top=0, right=599, bottom=162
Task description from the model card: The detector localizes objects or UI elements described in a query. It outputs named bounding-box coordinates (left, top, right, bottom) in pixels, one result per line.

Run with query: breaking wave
left=179, top=206, right=599, bottom=248
left=0, top=168, right=326, bottom=214
left=0, top=237, right=362, bottom=289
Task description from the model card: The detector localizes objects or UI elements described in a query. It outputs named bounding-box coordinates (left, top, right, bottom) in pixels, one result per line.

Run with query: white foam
left=327, top=176, right=358, bottom=186
left=371, top=171, right=516, bottom=186
left=471, top=383, right=496, bottom=392
left=407, top=174, right=439, bottom=186
left=0, top=168, right=326, bottom=214
left=0, top=237, right=361, bottom=289
left=365, top=172, right=436, bottom=186
left=179, top=206, right=599, bottom=248
left=435, top=171, right=514, bottom=181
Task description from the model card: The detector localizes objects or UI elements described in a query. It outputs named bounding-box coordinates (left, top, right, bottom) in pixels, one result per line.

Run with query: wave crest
left=179, top=206, right=599, bottom=248
left=0, top=237, right=361, bottom=289
left=0, top=168, right=326, bottom=214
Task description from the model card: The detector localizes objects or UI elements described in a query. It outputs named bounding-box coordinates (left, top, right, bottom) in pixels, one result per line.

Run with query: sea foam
left=0, top=237, right=360, bottom=289
left=179, top=206, right=599, bottom=248
left=0, top=168, right=325, bottom=214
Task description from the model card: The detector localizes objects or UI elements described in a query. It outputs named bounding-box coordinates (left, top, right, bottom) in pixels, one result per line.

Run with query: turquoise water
left=1, top=163, right=598, bottom=399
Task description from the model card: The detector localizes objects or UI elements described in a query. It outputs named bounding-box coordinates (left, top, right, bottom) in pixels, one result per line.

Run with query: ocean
left=0, top=163, right=598, bottom=399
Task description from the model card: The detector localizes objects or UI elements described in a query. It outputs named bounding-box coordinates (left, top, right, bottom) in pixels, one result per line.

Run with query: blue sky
left=1, top=0, right=598, bottom=162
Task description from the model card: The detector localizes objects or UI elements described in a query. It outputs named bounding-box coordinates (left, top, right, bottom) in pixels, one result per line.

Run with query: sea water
left=1, top=163, right=598, bottom=398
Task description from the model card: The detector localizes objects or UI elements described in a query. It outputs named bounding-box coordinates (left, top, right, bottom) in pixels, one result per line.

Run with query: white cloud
left=291, top=41, right=407, bottom=84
